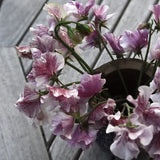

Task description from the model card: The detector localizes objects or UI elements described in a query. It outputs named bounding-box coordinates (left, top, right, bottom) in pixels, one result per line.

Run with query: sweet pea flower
left=143, top=102, right=160, bottom=132
left=46, top=86, right=85, bottom=113
left=120, top=29, right=149, bottom=52
left=16, top=46, right=32, bottom=59
left=63, top=125, right=98, bottom=150
left=27, top=52, right=64, bottom=87
left=127, top=86, right=152, bottom=115
left=81, top=29, right=100, bottom=49
left=145, top=132, right=160, bottom=160
left=51, top=111, right=74, bottom=139
left=44, top=3, right=67, bottom=20
left=89, top=98, right=116, bottom=128
left=15, top=83, right=41, bottom=118
left=149, top=37, right=160, bottom=61
left=93, top=4, right=114, bottom=23
left=64, top=0, right=95, bottom=21
left=150, top=5, right=160, bottom=24
left=78, top=73, right=106, bottom=97
left=30, top=36, right=57, bottom=58
left=104, top=33, right=124, bottom=55
left=150, top=67, right=160, bottom=91
left=106, top=114, right=154, bottom=160
left=30, top=24, right=50, bottom=37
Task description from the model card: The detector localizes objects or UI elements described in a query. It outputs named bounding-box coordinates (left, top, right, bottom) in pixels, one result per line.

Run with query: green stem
left=66, top=61, right=84, bottom=74
left=61, top=81, right=80, bottom=88
left=54, top=21, right=93, bottom=74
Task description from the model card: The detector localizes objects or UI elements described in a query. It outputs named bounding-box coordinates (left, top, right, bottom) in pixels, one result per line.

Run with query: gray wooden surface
left=0, top=0, right=158, bottom=160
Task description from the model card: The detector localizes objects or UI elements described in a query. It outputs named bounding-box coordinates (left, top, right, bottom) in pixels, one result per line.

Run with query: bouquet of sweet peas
left=15, top=1, right=160, bottom=159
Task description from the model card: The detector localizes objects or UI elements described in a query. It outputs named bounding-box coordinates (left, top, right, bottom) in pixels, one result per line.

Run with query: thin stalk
left=66, top=61, right=84, bottom=74
left=54, top=22, right=93, bottom=74
left=137, top=26, right=154, bottom=87
left=93, top=25, right=128, bottom=95
left=61, top=81, right=80, bottom=88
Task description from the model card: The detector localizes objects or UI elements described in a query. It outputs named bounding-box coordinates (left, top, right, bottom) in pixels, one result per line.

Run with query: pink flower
left=151, top=5, right=160, bottom=24
left=47, top=16, right=58, bottom=34
left=15, top=83, right=41, bottom=118
left=143, top=102, right=160, bottom=132
left=51, top=111, right=74, bottom=139
left=27, top=52, right=64, bottom=86
left=127, top=86, right=152, bottom=115
left=145, top=132, right=160, bottom=160
left=106, top=114, right=154, bottom=160
left=104, top=33, right=124, bottom=55
left=64, top=125, right=98, bottom=150
left=149, top=37, right=160, bottom=61
left=30, top=25, right=50, bottom=37
left=81, top=29, right=99, bottom=49
left=44, top=3, right=67, bottom=19
left=78, top=73, right=106, bottom=97
left=31, top=36, right=56, bottom=58
left=15, top=46, right=32, bottom=59
left=150, top=67, right=160, bottom=91
left=47, top=86, right=86, bottom=113
left=89, top=98, right=116, bottom=128
left=93, top=4, right=114, bottom=23
left=120, top=29, right=149, bottom=52
left=64, top=0, right=94, bottom=21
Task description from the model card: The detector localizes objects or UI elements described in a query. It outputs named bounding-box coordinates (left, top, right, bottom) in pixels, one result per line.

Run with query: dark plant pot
left=93, top=59, right=154, bottom=160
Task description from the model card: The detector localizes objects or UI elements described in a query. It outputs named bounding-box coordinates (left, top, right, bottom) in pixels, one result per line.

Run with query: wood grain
left=0, top=0, right=46, bottom=46
left=0, top=47, right=49, bottom=160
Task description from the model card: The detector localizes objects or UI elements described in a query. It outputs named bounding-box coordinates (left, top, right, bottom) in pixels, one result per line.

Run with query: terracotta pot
left=93, top=59, right=154, bottom=160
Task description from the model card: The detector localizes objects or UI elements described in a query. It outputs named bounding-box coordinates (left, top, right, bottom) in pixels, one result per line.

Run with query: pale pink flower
left=77, top=73, right=106, bottom=97
left=145, top=132, right=160, bottom=160
left=150, top=67, right=160, bottom=91
left=44, top=3, right=67, bottom=19
left=81, top=29, right=100, bottom=49
left=51, top=111, right=74, bottom=139
left=27, top=52, right=64, bottom=86
left=30, top=25, right=50, bottom=37
left=31, top=36, right=56, bottom=58
left=127, top=86, right=152, bottom=115
left=64, top=125, right=98, bottom=150
left=89, top=98, right=116, bottom=128
left=106, top=114, right=154, bottom=160
left=47, top=16, right=58, bottom=34
left=120, top=29, right=149, bottom=52
left=15, top=46, right=32, bottom=59
left=64, top=0, right=94, bottom=21
left=15, top=83, right=41, bottom=118
left=47, top=86, right=86, bottom=113
left=104, top=33, right=124, bottom=54
left=149, top=37, right=160, bottom=61
left=150, top=5, right=160, bottom=23
left=93, top=4, right=114, bottom=23
left=143, top=102, right=160, bottom=132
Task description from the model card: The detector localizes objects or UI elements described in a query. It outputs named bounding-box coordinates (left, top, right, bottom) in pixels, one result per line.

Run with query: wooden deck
left=0, top=0, right=159, bottom=159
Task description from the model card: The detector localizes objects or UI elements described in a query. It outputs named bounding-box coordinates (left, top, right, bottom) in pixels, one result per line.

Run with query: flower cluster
left=15, top=1, right=160, bottom=160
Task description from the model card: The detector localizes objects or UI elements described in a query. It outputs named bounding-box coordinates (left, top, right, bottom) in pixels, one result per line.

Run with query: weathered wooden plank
left=0, top=47, right=49, bottom=160
left=95, top=0, right=157, bottom=68
left=79, top=143, right=113, bottom=160
left=50, top=137, right=80, bottom=160
left=0, top=0, right=46, bottom=46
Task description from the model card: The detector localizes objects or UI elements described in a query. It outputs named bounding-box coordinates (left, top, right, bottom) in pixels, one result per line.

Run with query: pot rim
left=94, top=58, right=154, bottom=78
